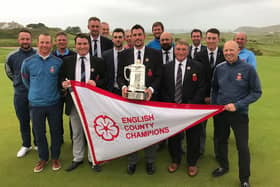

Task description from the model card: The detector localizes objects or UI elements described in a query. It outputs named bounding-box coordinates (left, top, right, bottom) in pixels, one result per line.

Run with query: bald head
left=234, top=32, right=247, bottom=49
left=160, top=32, right=173, bottom=50
left=223, top=40, right=240, bottom=64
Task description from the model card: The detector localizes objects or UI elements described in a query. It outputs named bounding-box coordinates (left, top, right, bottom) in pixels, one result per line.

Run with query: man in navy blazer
left=117, top=24, right=162, bottom=175
left=87, top=17, right=113, bottom=57
left=118, top=24, right=162, bottom=102
left=161, top=39, right=207, bottom=176
left=188, top=29, right=207, bottom=59
left=103, top=28, right=125, bottom=95
left=194, top=28, right=225, bottom=157
left=159, top=32, right=175, bottom=65
left=60, top=33, right=106, bottom=172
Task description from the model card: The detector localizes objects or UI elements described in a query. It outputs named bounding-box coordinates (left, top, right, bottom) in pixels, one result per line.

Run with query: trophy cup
left=124, top=59, right=146, bottom=100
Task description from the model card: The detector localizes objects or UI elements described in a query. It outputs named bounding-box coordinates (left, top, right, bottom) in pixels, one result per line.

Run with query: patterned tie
left=209, top=52, right=214, bottom=68
left=175, top=63, right=183, bottom=104
left=80, top=57, right=86, bottom=82
left=164, top=51, right=169, bottom=64
left=93, top=40, right=98, bottom=57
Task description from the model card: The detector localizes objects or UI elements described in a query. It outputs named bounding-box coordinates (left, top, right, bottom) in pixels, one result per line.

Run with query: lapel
left=170, top=61, right=175, bottom=91
left=71, top=55, right=78, bottom=80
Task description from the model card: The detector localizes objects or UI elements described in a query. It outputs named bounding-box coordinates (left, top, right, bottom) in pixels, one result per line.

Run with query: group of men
left=5, top=17, right=261, bottom=187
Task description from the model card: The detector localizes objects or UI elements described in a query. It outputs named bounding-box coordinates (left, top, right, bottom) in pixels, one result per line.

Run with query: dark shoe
left=146, top=163, right=155, bottom=175
left=187, top=166, right=198, bottom=177
left=240, top=181, right=250, bottom=187
left=127, top=164, right=136, bottom=175
left=212, top=167, right=229, bottom=177
left=65, top=161, right=83, bottom=172
left=167, top=163, right=179, bottom=173
left=92, top=164, right=102, bottom=172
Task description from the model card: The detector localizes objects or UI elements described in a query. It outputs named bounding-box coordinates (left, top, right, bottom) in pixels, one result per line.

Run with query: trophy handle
left=124, top=66, right=130, bottom=81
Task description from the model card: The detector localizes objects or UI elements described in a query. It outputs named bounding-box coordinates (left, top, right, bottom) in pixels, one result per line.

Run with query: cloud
left=1, top=0, right=279, bottom=32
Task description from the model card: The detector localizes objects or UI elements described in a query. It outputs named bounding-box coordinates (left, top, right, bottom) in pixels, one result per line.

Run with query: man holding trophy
left=117, top=24, right=162, bottom=175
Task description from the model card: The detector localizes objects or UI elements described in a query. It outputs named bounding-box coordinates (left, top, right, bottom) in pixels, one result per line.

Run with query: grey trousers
left=70, top=107, right=92, bottom=162
left=128, top=145, right=157, bottom=165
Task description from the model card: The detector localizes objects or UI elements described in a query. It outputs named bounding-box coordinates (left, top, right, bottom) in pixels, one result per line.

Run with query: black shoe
left=127, top=164, right=136, bottom=175
left=212, top=167, right=228, bottom=177
left=240, top=181, right=250, bottom=187
left=65, top=161, right=83, bottom=172
left=146, top=163, right=155, bottom=175
left=92, top=164, right=102, bottom=172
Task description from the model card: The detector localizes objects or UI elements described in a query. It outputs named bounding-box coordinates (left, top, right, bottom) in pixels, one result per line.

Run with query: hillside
left=234, top=24, right=280, bottom=33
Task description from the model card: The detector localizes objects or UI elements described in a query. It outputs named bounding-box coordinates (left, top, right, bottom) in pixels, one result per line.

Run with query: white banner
left=70, top=81, right=224, bottom=165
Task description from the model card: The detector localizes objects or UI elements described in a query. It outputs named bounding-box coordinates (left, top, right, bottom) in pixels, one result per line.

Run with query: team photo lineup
left=4, top=16, right=262, bottom=187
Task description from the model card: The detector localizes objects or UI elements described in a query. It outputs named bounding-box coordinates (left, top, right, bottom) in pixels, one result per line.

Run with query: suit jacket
left=159, top=48, right=175, bottom=64
left=102, top=48, right=117, bottom=92
left=194, top=47, right=225, bottom=96
left=160, top=58, right=207, bottom=104
left=89, top=35, right=113, bottom=56
left=117, top=47, right=163, bottom=100
left=188, top=45, right=207, bottom=59
left=59, top=54, right=106, bottom=115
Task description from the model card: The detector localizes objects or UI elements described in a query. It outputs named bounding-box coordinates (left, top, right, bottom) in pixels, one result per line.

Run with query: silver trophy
left=124, top=59, right=146, bottom=100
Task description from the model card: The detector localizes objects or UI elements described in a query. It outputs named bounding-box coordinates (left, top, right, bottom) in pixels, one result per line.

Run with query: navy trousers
left=30, top=103, right=62, bottom=161
left=14, top=94, right=36, bottom=147
left=214, top=111, right=250, bottom=182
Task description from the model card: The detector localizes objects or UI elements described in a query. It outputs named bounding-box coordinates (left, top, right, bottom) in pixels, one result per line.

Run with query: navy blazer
left=88, top=35, right=113, bottom=57
left=160, top=58, right=207, bottom=104
left=188, top=45, right=207, bottom=59
left=102, top=48, right=117, bottom=92
left=194, top=47, right=225, bottom=96
left=59, top=54, right=106, bottom=115
left=117, top=47, right=163, bottom=99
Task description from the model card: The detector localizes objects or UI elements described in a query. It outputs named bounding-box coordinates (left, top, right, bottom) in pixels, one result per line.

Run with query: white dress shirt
left=90, top=35, right=102, bottom=58
left=75, top=53, right=91, bottom=82
left=174, top=58, right=187, bottom=85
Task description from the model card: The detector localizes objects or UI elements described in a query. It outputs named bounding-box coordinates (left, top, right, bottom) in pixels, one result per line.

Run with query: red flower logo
left=147, top=69, right=153, bottom=77
left=93, top=115, right=119, bottom=141
left=192, top=73, right=197, bottom=82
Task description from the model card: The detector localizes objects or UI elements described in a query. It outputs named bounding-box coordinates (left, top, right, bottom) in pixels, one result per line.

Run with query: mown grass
left=0, top=50, right=279, bottom=186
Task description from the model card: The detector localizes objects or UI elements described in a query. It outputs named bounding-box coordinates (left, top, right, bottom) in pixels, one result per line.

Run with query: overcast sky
left=1, top=0, right=279, bottom=32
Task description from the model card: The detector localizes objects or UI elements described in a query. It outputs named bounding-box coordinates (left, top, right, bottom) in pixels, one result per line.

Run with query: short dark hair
left=112, top=28, right=125, bottom=36
left=88, top=17, right=101, bottom=23
left=152, top=21, right=164, bottom=31
left=206, top=28, right=220, bottom=37
left=55, top=31, right=67, bottom=38
left=18, top=28, right=32, bottom=36
left=131, top=24, right=145, bottom=34
left=74, top=33, right=90, bottom=44
left=191, top=29, right=202, bottom=37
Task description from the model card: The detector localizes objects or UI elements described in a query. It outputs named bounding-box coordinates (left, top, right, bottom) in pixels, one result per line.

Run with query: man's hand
left=224, top=103, right=236, bottom=112
left=62, top=80, right=71, bottom=89
left=144, top=88, right=153, bottom=101
left=204, top=97, right=210, bottom=104
left=122, top=87, right=128, bottom=98
left=87, top=80, right=96, bottom=87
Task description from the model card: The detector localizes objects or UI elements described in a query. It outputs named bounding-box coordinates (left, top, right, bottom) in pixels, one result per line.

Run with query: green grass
left=0, top=50, right=279, bottom=186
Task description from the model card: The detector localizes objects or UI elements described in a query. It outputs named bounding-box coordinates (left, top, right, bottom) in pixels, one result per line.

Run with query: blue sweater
left=21, top=54, right=62, bottom=107
left=146, top=38, right=161, bottom=50
left=5, top=48, right=36, bottom=95
left=211, top=59, right=262, bottom=114
left=239, top=48, right=257, bottom=69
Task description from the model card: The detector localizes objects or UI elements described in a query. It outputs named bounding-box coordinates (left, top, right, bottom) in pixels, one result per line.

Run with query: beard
left=161, top=44, right=172, bottom=51
left=21, top=43, right=31, bottom=50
